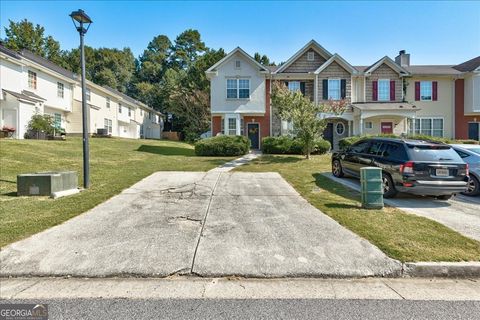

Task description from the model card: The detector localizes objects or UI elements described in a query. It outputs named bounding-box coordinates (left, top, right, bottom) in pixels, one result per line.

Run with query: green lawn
left=236, top=154, right=480, bottom=262
left=0, top=137, right=233, bottom=247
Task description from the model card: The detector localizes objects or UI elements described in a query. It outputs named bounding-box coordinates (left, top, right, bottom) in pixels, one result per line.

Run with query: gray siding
left=365, top=63, right=403, bottom=102
left=317, top=61, right=352, bottom=103
left=283, top=50, right=327, bottom=73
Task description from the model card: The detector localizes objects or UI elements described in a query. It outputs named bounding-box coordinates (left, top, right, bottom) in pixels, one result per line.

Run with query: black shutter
left=322, top=79, right=328, bottom=100
left=284, top=81, right=289, bottom=88
left=341, top=79, right=346, bottom=99
left=300, top=82, right=306, bottom=96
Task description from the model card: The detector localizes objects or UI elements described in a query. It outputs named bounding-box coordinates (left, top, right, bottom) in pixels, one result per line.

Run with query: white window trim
left=288, top=81, right=301, bottom=92
left=235, top=60, right=241, bottom=69
left=365, top=121, right=373, bottom=129
left=106, top=97, right=110, bottom=108
left=420, top=81, right=433, bottom=101
left=57, top=82, right=64, bottom=98
left=328, top=78, right=341, bottom=100
left=226, top=78, right=250, bottom=100
left=307, top=51, right=315, bottom=61
left=335, top=122, right=345, bottom=135
left=409, top=117, right=444, bottom=137
left=227, top=118, right=237, bottom=136
left=378, top=79, right=390, bottom=102
left=28, top=70, right=37, bottom=90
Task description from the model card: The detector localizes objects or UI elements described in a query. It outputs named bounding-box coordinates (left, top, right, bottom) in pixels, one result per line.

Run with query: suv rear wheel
left=382, top=173, right=398, bottom=198
left=462, top=175, right=480, bottom=196
left=332, top=160, right=344, bottom=178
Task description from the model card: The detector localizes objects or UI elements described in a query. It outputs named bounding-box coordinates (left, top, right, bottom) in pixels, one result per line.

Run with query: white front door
left=3, top=109, right=17, bottom=138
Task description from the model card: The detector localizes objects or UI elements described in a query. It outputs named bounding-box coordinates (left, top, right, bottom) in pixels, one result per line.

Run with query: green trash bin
left=360, top=167, right=384, bottom=209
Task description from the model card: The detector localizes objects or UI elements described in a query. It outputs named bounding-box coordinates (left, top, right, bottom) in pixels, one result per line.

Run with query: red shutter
left=432, top=81, right=438, bottom=101
left=372, top=81, right=378, bottom=101
left=390, top=80, right=395, bottom=101
left=415, top=81, right=420, bottom=101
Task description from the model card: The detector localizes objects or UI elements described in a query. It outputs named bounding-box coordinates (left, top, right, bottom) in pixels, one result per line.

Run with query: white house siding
left=210, top=52, right=266, bottom=114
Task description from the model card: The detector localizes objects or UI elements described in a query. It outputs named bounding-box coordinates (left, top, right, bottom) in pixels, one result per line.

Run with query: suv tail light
left=400, top=161, right=414, bottom=174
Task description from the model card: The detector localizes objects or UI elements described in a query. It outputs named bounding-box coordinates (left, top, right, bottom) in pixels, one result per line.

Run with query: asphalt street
left=2, top=298, right=479, bottom=320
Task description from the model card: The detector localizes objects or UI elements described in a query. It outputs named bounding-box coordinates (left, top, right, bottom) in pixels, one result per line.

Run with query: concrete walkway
left=0, top=170, right=400, bottom=278
left=323, top=173, right=480, bottom=241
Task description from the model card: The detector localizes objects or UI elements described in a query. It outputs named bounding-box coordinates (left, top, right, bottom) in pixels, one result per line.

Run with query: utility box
left=360, top=167, right=384, bottom=209
left=17, top=171, right=78, bottom=197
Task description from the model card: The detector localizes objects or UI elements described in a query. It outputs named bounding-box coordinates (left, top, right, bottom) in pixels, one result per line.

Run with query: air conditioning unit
left=97, top=128, right=108, bottom=136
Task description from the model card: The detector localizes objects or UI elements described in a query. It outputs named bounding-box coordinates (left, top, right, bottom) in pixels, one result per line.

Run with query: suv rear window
left=381, top=142, right=408, bottom=161
left=407, top=145, right=463, bottom=162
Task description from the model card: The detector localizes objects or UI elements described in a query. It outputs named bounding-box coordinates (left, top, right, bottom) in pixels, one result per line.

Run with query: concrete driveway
left=0, top=171, right=400, bottom=278
left=323, top=173, right=480, bottom=241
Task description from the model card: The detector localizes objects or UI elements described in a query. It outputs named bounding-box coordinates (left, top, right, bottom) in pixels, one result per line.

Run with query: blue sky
left=1, top=1, right=479, bottom=65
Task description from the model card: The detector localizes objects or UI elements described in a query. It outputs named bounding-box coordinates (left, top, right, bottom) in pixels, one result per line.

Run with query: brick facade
left=365, top=64, right=403, bottom=102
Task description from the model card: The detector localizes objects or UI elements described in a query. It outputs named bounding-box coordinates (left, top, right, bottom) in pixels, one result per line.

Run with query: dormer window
left=235, top=60, right=241, bottom=69
left=307, top=51, right=315, bottom=61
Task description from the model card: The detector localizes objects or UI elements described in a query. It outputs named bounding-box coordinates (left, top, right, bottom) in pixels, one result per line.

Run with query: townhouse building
left=206, top=40, right=479, bottom=149
left=0, top=44, right=163, bottom=140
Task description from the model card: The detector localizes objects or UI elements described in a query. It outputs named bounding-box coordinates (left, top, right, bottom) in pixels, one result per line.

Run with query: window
left=420, top=81, right=432, bottom=101
left=367, top=141, right=383, bottom=155
left=221, top=118, right=225, bottom=134
left=140, top=109, right=143, bottom=116
left=128, top=108, right=132, bottom=117
left=54, top=113, right=61, bottom=129
left=227, top=79, right=238, bottom=99
left=106, top=97, right=110, bottom=109
left=104, top=118, right=112, bottom=134
left=328, top=79, right=341, bottom=100
left=378, top=79, right=390, bottom=101
left=350, top=141, right=370, bottom=154
left=235, top=60, right=241, bottom=69
left=307, top=51, right=315, bottom=61
left=226, top=79, right=250, bottom=99
left=335, top=122, right=345, bottom=135
left=149, top=112, right=152, bottom=119
left=28, top=70, right=37, bottom=89
left=408, top=118, right=444, bottom=137
left=288, top=81, right=301, bottom=92
left=382, top=143, right=408, bottom=161
left=86, top=88, right=91, bottom=101
left=57, top=82, right=64, bottom=98
left=118, top=103, right=122, bottom=113
left=228, top=118, right=237, bottom=135
left=365, top=121, right=373, bottom=129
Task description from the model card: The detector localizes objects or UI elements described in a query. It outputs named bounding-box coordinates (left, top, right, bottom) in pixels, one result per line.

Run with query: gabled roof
left=454, top=56, right=480, bottom=72
left=273, top=40, right=333, bottom=74
left=206, top=47, right=269, bottom=74
left=364, top=56, right=409, bottom=76
left=20, top=49, right=76, bottom=80
left=404, top=65, right=461, bottom=75
left=2, top=89, right=45, bottom=103
left=314, top=54, right=357, bottom=75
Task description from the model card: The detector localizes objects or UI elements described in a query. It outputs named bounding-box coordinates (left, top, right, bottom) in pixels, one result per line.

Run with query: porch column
left=348, top=121, right=352, bottom=136
left=236, top=116, right=241, bottom=136
left=359, top=118, right=364, bottom=135
left=224, top=116, right=229, bottom=135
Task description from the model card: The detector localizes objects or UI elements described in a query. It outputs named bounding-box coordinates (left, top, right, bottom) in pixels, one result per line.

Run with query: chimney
left=395, top=50, right=410, bottom=67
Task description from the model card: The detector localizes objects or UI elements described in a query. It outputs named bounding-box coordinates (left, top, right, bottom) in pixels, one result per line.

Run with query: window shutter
left=284, top=81, right=289, bottom=88
left=415, top=81, right=420, bottom=101
left=322, top=79, right=328, bottom=100
left=372, top=81, right=378, bottom=101
left=390, top=80, right=395, bottom=101
left=300, top=82, right=306, bottom=96
left=340, top=79, right=346, bottom=99
left=432, top=81, right=438, bottom=101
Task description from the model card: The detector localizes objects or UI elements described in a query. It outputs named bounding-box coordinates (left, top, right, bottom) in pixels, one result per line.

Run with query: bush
left=26, top=113, right=55, bottom=135
left=338, top=136, right=363, bottom=150
left=456, top=139, right=479, bottom=145
left=194, top=135, right=250, bottom=156
left=262, top=136, right=330, bottom=155
left=406, top=134, right=452, bottom=144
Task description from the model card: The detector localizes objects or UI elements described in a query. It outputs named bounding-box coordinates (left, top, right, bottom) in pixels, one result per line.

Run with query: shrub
left=456, top=139, right=479, bottom=145
left=262, top=136, right=330, bottom=155
left=406, top=134, right=452, bottom=144
left=195, top=135, right=250, bottom=156
left=338, top=136, right=363, bottom=150
left=26, top=114, right=55, bottom=135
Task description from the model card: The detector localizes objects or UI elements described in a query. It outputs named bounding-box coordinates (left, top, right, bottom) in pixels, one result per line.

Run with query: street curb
left=402, top=262, right=480, bottom=278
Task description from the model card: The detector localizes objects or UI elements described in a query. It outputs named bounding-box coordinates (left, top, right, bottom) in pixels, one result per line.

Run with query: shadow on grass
left=324, top=203, right=361, bottom=209
left=0, top=179, right=16, bottom=184
left=1, top=192, right=17, bottom=197
left=256, top=155, right=303, bottom=164
left=312, top=172, right=360, bottom=202
left=136, top=145, right=194, bottom=156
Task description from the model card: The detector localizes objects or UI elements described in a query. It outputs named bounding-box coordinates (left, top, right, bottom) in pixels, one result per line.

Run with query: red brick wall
left=455, top=79, right=466, bottom=139
left=212, top=116, right=222, bottom=136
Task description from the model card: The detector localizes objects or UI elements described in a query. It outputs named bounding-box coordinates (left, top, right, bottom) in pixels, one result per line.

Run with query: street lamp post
left=70, top=9, right=92, bottom=189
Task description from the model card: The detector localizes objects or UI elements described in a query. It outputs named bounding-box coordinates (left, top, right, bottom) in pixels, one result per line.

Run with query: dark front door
left=323, top=122, right=334, bottom=148
left=468, top=122, right=479, bottom=140
left=247, top=123, right=260, bottom=149
left=381, top=122, right=393, bottom=134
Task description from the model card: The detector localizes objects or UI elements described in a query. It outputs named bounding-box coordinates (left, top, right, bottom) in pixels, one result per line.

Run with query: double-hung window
left=378, top=79, right=390, bottom=101
left=104, top=118, right=112, bottom=134
left=288, top=81, right=300, bottom=92
left=106, top=97, right=110, bottom=109
left=86, top=88, right=91, bottom=101
left=118, top=103, right=122, bottom=113
left=420, top=81, right=432, bottom=101
left=328, top=79, right=341, bottom=100
left=409, top=117, right=444, bottom=137
left=228, top=118, right=237, bottom=135
left=28, top=70, right=37, bottom=89
left=226, top=79, right=250, bottom=99
left=57, top=82, right=64, bottom=98
left=128, top=108, right=132, bottom=117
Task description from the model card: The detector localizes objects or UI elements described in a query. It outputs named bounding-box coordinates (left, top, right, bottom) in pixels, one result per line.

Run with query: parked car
left=450, top=144, right=480, bottom=196
left=331, top=138, right=469, bottom=199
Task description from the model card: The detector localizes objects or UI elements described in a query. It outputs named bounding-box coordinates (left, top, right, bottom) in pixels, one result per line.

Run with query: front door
left=323, top=122, right=334, bottom=149
left=247, top=123, right=260, bottom=149
left=468, top=122, right=479, bottom=140
left=381, top=122, right=393, bottom=134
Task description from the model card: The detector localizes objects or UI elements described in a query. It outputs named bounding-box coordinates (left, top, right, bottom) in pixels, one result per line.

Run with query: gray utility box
left=17, top=171, right=78, bottom=196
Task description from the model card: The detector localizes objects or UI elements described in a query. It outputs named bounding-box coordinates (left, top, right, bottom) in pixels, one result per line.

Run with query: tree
left=3, top=19, right=64, bottom=65
left=171, top=29, right=206, bottom=70
left=271, top=82, right=348, bottom=159
left=254, top=52, right=275, bottom=66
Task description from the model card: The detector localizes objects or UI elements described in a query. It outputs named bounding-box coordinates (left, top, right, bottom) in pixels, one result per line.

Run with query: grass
left=235, top=154, right=480, bottom=262
left=0, top=137, right=234, bottom=247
